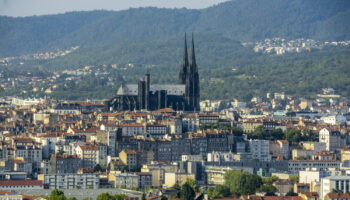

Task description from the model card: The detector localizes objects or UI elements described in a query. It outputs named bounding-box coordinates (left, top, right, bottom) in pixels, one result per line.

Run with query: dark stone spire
left=189, top=33, right=200, bottom=111
left=190, top=33, right=197, bottom=73
left=179, top=33, right=189, bottom=84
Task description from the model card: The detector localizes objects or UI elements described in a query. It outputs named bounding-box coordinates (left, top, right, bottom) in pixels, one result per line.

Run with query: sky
left=0, top=0, right=230, bottom=17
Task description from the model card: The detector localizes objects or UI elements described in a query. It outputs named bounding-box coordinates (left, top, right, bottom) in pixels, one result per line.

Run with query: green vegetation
left=224, top=170, right=263, bottom=196
left=96, top=193, right=127, bottom=200
left=285, top=129, right=318, bottom=144
left=44, top=190, right=127, bottom=200
left=207, top=185, right=231, bottom=199
left=1, top=0, right=350, bottom=57
left=247, top=126, right=318, bottom=142
left=171, top=179, right=200, bottom=200
left=246, top=126, right=284, bottom=140
left=1, top=0, right=350, bottom=101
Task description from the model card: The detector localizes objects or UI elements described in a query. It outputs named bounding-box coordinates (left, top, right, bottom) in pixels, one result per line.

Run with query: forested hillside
left=1, top=0, right=350, bottom=100
left=1, top=0, right=350, bottom=57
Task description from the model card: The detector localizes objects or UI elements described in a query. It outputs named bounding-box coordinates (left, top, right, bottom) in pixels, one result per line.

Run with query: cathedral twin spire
left=179, top=33, right=198, bottom=84
left=179, top=33, right=200, bottom=111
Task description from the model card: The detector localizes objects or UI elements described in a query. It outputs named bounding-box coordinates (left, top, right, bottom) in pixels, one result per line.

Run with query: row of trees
left=208, top=171, right=288, bottom=198
left=247, top=126, right=318, bottom=144
left=46, top=190, right=127, bottom=200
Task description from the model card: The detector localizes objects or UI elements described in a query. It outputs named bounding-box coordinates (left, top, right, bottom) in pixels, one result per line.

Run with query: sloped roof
left=117, top=84, right=185, bottom=95
left=0, top=180, right=42, bottom=186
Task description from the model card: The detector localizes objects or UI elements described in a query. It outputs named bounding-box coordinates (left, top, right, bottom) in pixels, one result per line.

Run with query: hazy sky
left=0, top=0, right=230, bottom=17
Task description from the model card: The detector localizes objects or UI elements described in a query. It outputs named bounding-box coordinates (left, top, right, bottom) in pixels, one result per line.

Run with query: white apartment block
left=248, top=139, right=271, bottom=161
left=40, top=174, right=99, bottom=189
left=289, top=160, right=340, bottom=174
left=207, top=152, right=235, bottom=162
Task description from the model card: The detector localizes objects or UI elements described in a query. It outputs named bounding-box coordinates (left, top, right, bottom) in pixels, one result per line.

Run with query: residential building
left=0, top=180, right=43, bottom=190
left=164, top=172, right=195, bottom=188
left=39, top=173, right=99, bottom=189
left=248, top=139, right=271, bottom=161
left=321, top=176, right=350, bottom=200
left=319, top=128, right=346, bottom=151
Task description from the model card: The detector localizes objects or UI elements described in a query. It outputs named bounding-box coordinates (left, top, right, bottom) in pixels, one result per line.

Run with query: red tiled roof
left=100, top=113, right=121, bottom=117
left=300, top=192, right=318, bottom=197
left=0, top=180, right=42, bottom=186
left=71, top=128, right=98, bottom=133
left=119, top=123, right=144, bottom=127
left=326, top=193, right=350, bottom=199
left=274, top=179, right=292, bottom=185
left=154, top=108, right=175, bottom=113
left=122, top=150, right=137, bottom=154
left=22, top=195, right=40, bottom=200
left=0, top=190, right=12, bottom=195
left=79, top=145, right=99, bottom=151
left=13, top=138, right=34, bottom=143
left=199, top=113, right=219, bottom=117
left=147, top=195, right=161, bottom=200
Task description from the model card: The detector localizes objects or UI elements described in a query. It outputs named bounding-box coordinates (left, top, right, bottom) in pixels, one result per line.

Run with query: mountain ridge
left=1, top=0, right=350, bottom=57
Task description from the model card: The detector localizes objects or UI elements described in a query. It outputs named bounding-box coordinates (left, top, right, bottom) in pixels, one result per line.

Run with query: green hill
left=1, top=0, right=350, bottom=57
left=1, top=0, right=350, bottom=100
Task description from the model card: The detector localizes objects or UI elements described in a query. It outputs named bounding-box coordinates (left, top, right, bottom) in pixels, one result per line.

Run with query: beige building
left=141, top=163, right=178, bottom=187
left=273, top=179, right=293, bottom=195
left=119, top=150, right=137, bottom=168
left=302, top=142, right=327, bottom=152
left=204, top=165, right=253, bottom=185
left=242, top=120, right=263, bottom=133
left=270, top=140, right=290, bottom=159
left=76, top=145, right=100, bottom=169
left=340, top=147, right=350, bottom=162
left=164, top=172, right=195, bottom=188
left=293, top=142, right=327, bottom=160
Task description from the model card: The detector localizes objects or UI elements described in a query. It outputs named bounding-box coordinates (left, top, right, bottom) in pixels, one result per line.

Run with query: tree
left=48, top=190, right=67, bottom=200
left=185, top=178, right=200, bottom=193
left=284, top=129, right=302, bottom=143
left=262, top=176, right=279, bottom=185
left=94, top=164, right=105, bottom=172
left=207, top=185, right=231, bottom=199
left=286, top=189, right=298, bottom=196
left=113, top=194, right=127, bottom=200
left=172, top=181, right=182, bottom=198
left=290, top=175, right=299, bottom=184
left=224, top=170, right=263, bottom=196
left=181, top=183, right=195, bottom=200
left=232, top=127, right=244, bottom=136
left=257, top=184, right=277, bottom=196
left=96, top=193, right=114, bottom=200
left=160, top=195, right=168, bottom=200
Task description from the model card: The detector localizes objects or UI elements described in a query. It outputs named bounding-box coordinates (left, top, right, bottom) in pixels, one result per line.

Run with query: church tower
left=179, top=33, right=189, bottom=84
left=185, top=33, right=200, bottom=111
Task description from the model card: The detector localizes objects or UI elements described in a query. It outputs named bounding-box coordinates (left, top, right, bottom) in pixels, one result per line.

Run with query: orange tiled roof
left=79, top=145, right=98, bottom=151
left=0, top=180, right=42, bottom=186
left=326, top=193, right=350, bottom=199
left=119, top=123, right=144, bottom=127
